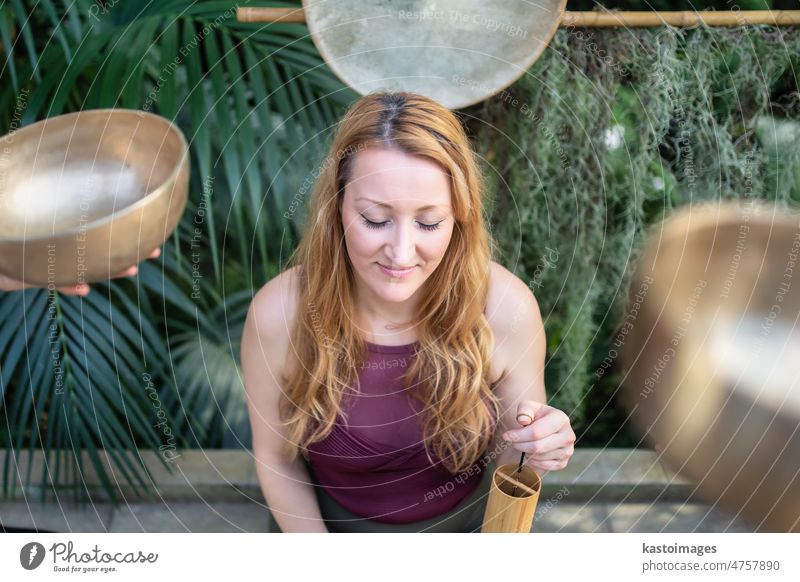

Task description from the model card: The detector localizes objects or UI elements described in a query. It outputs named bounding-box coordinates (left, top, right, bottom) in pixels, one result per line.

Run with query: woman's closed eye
left=360, top=214, right=442, bottom=231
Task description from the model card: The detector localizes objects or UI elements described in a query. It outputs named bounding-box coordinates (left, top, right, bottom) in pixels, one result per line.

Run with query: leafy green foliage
left=468, top=25, right=800, bottom=446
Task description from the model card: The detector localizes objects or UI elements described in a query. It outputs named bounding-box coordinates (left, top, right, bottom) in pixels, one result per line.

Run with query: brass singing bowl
left=620, top=200, right=800, bottom=532
left=302, top=0, right=566, bottom=110
left=0, top=109, right=189, bottom=286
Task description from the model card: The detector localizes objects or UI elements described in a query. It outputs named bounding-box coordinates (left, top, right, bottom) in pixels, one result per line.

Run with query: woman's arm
left=241, top=271, right=329, bottom=533
left=487, top=271, right=574, bottom=473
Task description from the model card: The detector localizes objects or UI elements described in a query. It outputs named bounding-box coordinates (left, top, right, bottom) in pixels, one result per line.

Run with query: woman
left=241, top=91, right=575, bottom=533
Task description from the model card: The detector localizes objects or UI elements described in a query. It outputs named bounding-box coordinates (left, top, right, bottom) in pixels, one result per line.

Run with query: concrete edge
left=0, top=448, right=700, bottom=504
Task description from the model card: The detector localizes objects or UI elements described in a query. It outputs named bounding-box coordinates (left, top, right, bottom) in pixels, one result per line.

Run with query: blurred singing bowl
left=620, top=200, right=800, bottom=532
left=0, top=109, right=189, bottom=286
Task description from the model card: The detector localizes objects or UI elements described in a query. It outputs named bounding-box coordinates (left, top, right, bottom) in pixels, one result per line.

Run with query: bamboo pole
left=236, top=7, right=800, bottom=27
left=561, top=10, right=800, bottom=27
left=237, top=7, right=306, bottom=23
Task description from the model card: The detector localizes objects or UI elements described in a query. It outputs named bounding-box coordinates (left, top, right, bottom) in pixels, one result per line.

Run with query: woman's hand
left=0, top=247, right=161, bottom=296
left=502, top=400, right=575, bottom=473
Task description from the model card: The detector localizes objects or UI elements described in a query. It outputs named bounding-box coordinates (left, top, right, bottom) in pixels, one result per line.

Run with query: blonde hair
left=280, top=91, right=500, bottom=474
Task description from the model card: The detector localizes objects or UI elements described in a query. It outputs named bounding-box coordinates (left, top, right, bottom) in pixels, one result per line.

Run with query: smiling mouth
left=377, top=263, right=417, bottom=276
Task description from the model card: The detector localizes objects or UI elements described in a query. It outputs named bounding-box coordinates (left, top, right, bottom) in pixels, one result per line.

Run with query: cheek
left=343, top=220, right=380, bottom=259
left=421, top=226, right=454, bottom=261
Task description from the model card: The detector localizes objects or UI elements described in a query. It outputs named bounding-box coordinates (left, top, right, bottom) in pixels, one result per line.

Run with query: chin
left=354, top=264, right=422, bottom=301
left=368, top=280, right=419, bottom=302
left=380, top=287, right=418, bottom=303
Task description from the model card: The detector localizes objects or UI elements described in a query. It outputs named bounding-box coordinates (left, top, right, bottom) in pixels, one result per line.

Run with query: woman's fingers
left=0, top=273, right=27, bottom=292
left=111, top=266, right=138, bottom=279
left=1, top=273, right=90, bottom=295
left=110, top=247, right=160, bottom=279
left=527, top=444, right=574, bottom=463
left=528, top=457, right=570, bottom=472
left=503, top=405, right=569, bottom=443
left=505, top=427, right=573, bottom=455
left=56, top=284, right=90, bottom=296
left=501, top=407, right=576, bottom=472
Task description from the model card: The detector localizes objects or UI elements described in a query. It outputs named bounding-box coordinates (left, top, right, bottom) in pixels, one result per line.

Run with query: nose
left=386, top=221, right=415, bottom=267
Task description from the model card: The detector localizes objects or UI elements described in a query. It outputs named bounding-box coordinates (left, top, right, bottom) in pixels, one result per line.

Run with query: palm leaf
left=170, top=290, right=253, bottom=447
left=0, top=288, right=172, bottom=502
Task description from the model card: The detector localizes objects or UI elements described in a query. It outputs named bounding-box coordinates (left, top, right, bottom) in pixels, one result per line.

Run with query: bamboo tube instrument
left=481, top=464, right=542, bottom=533
left=480, top=412, right=542, bottom=532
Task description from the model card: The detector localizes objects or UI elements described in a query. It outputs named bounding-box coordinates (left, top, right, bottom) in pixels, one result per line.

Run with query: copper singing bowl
left=620, top=201, right=800, bottom=531
left=0, top=109, right=189, bottom=286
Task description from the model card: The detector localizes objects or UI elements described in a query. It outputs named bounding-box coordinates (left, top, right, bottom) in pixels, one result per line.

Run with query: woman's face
left=340, top=146, right=455, bottom=307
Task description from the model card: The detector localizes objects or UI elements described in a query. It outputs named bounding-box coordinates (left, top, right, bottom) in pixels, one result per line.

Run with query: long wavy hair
left=279, top=91, right=501, bottom=474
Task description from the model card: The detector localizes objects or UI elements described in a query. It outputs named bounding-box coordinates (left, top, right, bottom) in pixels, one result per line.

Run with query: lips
left=377, top=263, right=416, bottom=277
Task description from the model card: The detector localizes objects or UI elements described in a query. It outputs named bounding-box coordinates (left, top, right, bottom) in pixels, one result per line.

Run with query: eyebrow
left=355, top=197, right=446, bottom=212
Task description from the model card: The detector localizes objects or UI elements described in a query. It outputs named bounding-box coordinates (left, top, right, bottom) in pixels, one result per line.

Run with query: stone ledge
left=0, top=447, right=699, bottom=503
left=543, top=448, right=697, bottom=502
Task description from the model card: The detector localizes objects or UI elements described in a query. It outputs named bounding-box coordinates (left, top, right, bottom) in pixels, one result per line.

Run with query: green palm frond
left=170, top=289, right=252, bottom=448
left=0, top=286, right=174, bottom=503
left=0, top=0, right=97, bottom=93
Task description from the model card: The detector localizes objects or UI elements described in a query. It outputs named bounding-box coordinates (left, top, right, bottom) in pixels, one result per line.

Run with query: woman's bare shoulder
left=485, top=260, right=540, bottom=383
left=486, top=260, right=533, bottom=332
left=246, top=265, right=302, bottom=352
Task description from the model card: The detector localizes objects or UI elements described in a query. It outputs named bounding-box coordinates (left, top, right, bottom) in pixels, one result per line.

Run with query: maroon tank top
left=307, top=340, right=497, bottom=524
